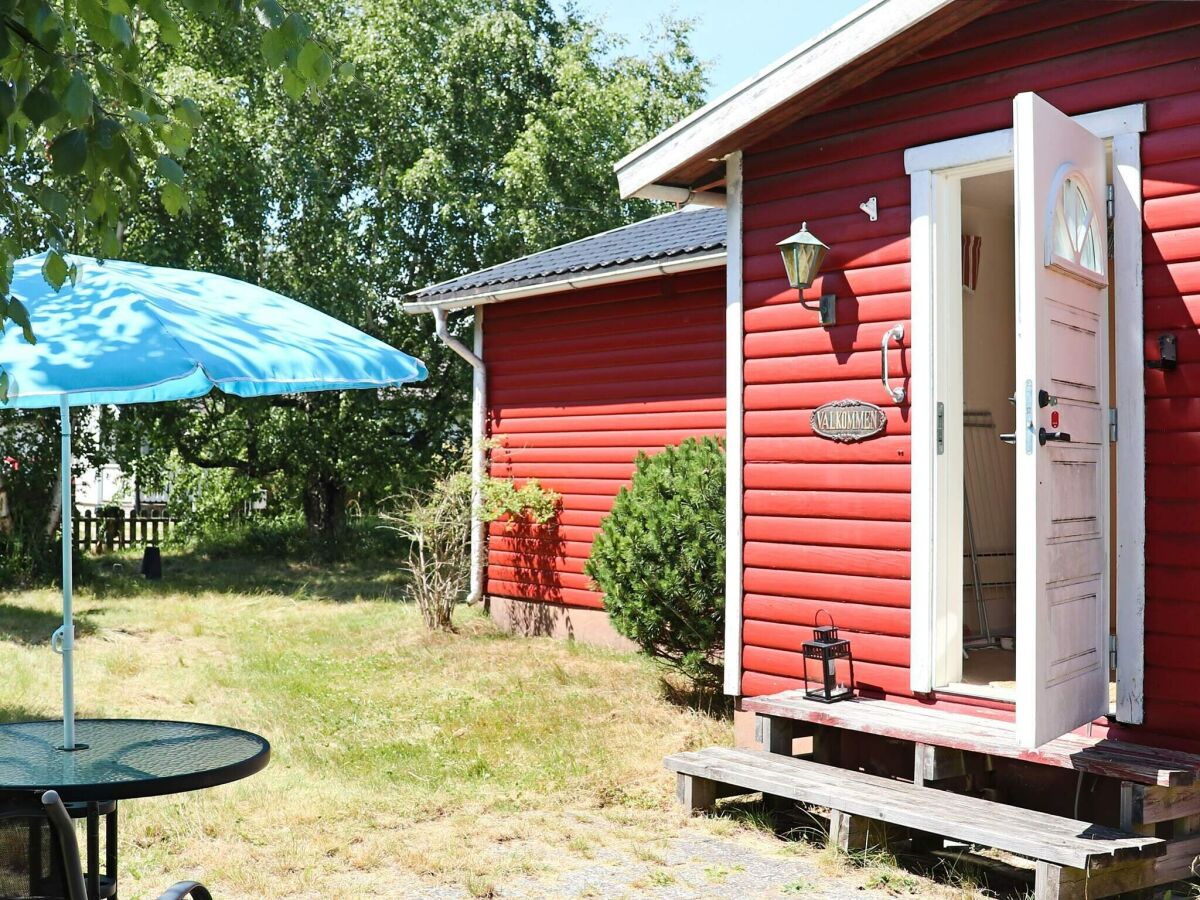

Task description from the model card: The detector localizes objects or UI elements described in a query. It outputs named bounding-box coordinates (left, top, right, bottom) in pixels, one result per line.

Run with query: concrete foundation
left=734, top=707, right=758, bottom=749
left=486, top=594, right=637, bottom=652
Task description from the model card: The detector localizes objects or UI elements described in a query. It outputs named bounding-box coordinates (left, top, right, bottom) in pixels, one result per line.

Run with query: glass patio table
left=0, top=719, right=270, bottom=899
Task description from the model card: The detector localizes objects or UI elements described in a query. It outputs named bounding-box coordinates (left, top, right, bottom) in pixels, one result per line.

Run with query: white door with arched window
left=1013, top=92, right=1111, bottom=748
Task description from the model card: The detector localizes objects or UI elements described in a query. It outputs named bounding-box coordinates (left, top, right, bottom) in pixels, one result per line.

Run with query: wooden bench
left=666, top=746, right=1166, bottom=899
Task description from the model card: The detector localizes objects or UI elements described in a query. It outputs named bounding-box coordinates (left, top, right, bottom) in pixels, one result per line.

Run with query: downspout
left=432, top=306, right=487, bottom=605
left=723, top=151, right=745, bottom=697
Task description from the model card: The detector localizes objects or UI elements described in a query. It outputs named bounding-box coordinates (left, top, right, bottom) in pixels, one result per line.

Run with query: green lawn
left=0, top=554, right=732, bottom=897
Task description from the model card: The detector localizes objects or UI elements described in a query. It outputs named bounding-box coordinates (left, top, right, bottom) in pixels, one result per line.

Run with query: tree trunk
left=302, top=473, right=347, bottom=548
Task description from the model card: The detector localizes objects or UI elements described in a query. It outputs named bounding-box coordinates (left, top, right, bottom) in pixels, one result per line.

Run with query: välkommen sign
left=811, top=399, right=887, bottom=442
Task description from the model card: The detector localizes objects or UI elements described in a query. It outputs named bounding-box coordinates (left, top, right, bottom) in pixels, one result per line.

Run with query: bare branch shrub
left=384, top=470, right=472, bottom=631
left=383, top=444, right=560, bottom=631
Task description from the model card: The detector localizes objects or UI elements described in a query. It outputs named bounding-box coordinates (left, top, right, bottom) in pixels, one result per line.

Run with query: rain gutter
left=431, top=307, right=487, bottom=606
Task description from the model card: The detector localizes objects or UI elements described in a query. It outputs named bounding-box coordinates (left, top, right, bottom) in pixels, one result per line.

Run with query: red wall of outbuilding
left=484, top=267, right=726, bottom=610
left=738, top=0, right=1200, bottom=749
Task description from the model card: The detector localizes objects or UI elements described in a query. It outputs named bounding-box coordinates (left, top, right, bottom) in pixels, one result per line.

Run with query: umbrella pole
left=58, top=396, right=75, bottom=751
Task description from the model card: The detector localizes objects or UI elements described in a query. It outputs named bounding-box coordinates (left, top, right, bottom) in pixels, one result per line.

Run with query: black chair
left=0, top=790, right=211, bottom=900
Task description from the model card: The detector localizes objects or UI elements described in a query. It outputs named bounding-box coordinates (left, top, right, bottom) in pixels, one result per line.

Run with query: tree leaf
left=21, top=80, right=60, bottom=126
left=42, top=251, right=69, bottom=291
left=280, top=11, right=308, bottom=45
left=49, top=129, right=88, bottom=175
left=297, top=41, right=324, bottom=82
left=255, top=0, right=283, bottom=28
left=0, top=82, right=15, bottom=121
left=336, top=60, right=355, bottom=81
left=281, top=68, right=306, bottom=101
left=176, top=98, right=202, bottom=128
left=145, top=0, right=181, bottom=45
left=156, top=154, right=185, bottom=185
left=36, top=186, right=70, bottom=220
left=6, top=297, right=36, bottom=344
left=0, top=370, right=9, bottom=404
left=109, top=14, right=133, bottom=47
left=159, top=122, right=192, bottom=155
left=63, top=71, right=94, bottom=126
left=161, top=181, right=187, bottom=216
left=260, top=27, right=287, bottom=67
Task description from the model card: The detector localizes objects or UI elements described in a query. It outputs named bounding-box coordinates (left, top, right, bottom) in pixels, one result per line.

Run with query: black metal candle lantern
left=802, top=613, right=855, bottom=703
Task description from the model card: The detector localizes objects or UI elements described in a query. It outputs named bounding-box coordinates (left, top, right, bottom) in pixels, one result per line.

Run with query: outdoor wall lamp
left=777, top=222, right=836, bottom=326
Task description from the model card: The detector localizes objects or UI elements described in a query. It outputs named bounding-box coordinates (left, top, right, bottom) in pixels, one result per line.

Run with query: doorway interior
left=942, top=165, right=1117, bottom=706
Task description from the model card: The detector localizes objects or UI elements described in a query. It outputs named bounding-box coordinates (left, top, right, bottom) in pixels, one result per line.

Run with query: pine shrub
left=585, top=437, right=725, bottom=688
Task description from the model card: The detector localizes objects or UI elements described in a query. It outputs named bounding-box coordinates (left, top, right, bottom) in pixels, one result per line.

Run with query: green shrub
left=585, top=437, right=725, bottom=688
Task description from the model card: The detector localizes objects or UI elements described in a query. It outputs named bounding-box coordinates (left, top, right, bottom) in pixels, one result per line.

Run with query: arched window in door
left=1045, top=164, right=1107, bottom=286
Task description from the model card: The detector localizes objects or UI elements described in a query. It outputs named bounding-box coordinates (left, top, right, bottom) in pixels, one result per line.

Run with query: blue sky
left=569, top=0, right=868, bottom=98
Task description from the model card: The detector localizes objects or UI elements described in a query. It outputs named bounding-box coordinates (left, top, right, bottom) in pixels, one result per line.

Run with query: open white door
left=1014, top=92, right=1110, bottom=749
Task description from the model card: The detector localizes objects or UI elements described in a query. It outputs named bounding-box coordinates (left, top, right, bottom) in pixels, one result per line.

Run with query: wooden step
left=665, top=746, right=1165, bottom=871
left=743, top=691, right=1200, bottom=787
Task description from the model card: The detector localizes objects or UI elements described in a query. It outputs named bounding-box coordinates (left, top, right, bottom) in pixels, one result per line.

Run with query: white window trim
left=907, top=103, right=1146, bottom=725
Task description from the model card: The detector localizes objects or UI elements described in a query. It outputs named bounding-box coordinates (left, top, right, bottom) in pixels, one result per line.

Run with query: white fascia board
left=615, top=0, right=956, bottom=200
left=400, top=251, right=727, bottom=314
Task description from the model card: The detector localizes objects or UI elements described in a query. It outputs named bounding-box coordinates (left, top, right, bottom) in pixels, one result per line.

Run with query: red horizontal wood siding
left=485, top=268, right=725, bottom=610
left=738, top=0, right=1200, bottom=750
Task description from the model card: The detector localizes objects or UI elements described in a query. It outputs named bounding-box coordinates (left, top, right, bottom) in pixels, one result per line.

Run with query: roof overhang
left=400, top=250, right=727, bottom=314
left=615, top=0, right=993, bottom=199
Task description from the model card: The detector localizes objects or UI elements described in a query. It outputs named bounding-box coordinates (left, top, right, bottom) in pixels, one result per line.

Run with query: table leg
left=29, top=816, right=43, bottom=895
left=107, top=801, right=118, bottom=900
left=87, top=801, right=100, bottom=900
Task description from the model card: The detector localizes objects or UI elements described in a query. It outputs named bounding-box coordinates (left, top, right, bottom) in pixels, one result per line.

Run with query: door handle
left=1038, top=428, right=1071, bottom=445
left=881, top=324, right=905, bottom=404
left=999, top=433, right=1016, bottom=445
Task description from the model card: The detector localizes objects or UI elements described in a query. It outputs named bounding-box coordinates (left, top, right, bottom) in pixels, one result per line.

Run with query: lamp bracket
left=799, top=294, right=837, bottom=327
left=859, top=196, right=878, bottom=221
left=1146, top=333, right=1177, bottom=370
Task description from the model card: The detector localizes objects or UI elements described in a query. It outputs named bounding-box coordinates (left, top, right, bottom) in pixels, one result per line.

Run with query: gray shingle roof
left=408, top=206, right=726, bottom=302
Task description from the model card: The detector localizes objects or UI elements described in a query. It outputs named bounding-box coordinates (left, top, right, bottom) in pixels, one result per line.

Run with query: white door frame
left=905, top=102, right=1147, bottom=724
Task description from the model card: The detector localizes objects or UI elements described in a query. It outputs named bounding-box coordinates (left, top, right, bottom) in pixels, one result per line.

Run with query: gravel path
left=411, top=826, right=926, bottom=899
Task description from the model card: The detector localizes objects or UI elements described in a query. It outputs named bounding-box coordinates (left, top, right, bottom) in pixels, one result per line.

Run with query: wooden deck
left=743, top=691, right=1200, bottom=787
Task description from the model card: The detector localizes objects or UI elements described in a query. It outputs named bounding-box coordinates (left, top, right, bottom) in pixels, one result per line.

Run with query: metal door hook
left=881, top=324, right=905, bottom=404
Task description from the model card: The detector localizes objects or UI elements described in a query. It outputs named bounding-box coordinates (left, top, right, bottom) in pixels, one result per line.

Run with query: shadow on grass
left=0, top=603, right=97, bottom=646
left=77, top=550, right=409, bottom=605
left=658, top=677, right=735, bottom=720
left=0, top=703, right=54, bottom=725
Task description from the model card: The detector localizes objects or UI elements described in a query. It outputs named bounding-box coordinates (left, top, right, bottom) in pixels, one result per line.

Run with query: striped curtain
left=962, top=233, right=982, bottom=292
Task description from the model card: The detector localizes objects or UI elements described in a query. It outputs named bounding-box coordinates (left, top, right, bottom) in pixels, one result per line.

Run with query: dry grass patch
left=0, top=553, right=730, bottom=897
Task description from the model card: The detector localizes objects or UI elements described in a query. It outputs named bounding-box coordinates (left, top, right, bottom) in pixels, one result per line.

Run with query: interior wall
left=961, top=199, right=1017, bottom=635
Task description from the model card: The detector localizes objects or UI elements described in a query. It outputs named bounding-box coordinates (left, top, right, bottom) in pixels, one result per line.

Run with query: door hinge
left=1109, top=633, right=1118, bottom=671
left=936, top=401, right=945, bottom=455
left=1109, top=407, right=1118, bottom=443
left=1107, top=183, right=1115, bottom=222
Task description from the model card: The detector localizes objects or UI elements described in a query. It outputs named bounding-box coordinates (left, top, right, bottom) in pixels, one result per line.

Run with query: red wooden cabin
left=414, top=4, right=1200, bottom=889
left=614, top=2, right=1200, bottom=892
left=406, top=210, right=726, bottom=647
left=612, top=0, right=1200, bottom=755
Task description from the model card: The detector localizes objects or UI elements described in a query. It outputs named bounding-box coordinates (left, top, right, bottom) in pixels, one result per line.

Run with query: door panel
left=1014, top=92, right=1110, bottom=749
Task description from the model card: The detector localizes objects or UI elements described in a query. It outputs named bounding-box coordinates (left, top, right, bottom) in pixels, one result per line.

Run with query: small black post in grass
left=140, top=545, right=162, bottom=581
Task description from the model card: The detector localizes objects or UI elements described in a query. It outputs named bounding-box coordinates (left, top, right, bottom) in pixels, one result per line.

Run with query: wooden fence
left=74, top=508, right=176, bottom=553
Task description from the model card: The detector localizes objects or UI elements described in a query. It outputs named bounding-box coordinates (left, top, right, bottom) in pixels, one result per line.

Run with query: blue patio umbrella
left=1, top=253, right=427, bottom=750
